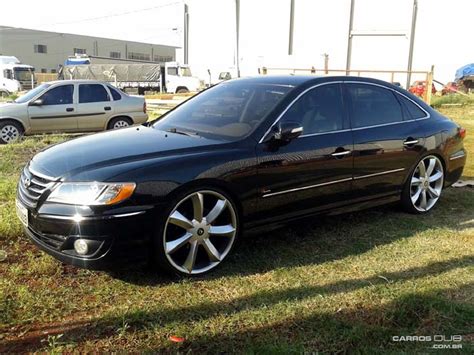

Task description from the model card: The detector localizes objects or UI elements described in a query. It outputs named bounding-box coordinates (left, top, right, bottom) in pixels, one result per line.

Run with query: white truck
left=62, top=55, right=200, bottom=95
left=0, top=56, right=35, bottom=96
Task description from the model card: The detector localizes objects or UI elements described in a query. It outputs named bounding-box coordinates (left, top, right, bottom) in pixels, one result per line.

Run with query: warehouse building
left=0, top=26, right=177, bottom=74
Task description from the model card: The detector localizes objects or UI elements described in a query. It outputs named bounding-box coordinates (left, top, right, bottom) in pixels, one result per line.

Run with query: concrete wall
left=0, top=26, right=176, bottom=73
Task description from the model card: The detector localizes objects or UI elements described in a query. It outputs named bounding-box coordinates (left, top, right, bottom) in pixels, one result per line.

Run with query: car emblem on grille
left=23, top=177, right=31, bottom=188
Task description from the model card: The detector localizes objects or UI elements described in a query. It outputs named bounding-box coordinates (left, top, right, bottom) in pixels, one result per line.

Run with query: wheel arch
left=402, top=150, right=447, bottom=187
left=175, top=86, right=189, bottom=93
left=165, top=178, right=244, bottom=221
left=105, top=115, right=134, bottom=130
left=0, top=117, right=26, bottom=133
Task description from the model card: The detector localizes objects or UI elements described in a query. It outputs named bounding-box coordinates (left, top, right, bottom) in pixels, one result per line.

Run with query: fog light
left=74, top=239, right=89, bottom=255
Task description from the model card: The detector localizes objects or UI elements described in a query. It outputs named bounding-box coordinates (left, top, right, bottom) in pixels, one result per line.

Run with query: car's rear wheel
left=154, top=188, right=239, bottom=276
left=0, top=120, right=24, bottom=144
left=401, top=155, right=444, bottom=213
left=107, top=117, right=132, bottom=130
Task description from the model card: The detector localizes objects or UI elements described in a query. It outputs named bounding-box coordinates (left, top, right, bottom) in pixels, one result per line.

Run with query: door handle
left=403, top=138, right=419, bottom=147
left=331, top=150, right=352, bottom=157
left=66, top=107, right=74, bottom=112
left=104, top=106, right=111, bottom=111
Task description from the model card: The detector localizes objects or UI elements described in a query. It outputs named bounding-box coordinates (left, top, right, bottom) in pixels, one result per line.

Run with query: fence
left=35, top=73, right=57, bottom=84
left=260, top=66, right=435, bottom=104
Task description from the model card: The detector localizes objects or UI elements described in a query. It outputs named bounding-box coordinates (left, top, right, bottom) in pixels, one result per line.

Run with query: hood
left=29, top=126, right=222, bottom=179
left=0, top=102, right=26, bottom=116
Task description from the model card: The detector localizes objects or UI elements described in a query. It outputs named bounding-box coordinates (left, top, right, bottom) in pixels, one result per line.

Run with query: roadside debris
left=452, top=180, right=474, bottom=188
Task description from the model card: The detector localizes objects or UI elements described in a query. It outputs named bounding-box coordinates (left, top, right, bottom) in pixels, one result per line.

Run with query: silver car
left=0, top=80, right=148, bottom=144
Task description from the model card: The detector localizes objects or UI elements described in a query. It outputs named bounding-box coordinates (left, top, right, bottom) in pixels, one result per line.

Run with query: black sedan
left=16, top=76, right=467, bottom=276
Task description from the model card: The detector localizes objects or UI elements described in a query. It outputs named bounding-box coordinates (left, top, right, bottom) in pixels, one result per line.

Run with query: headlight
left=47, top=182, right=136, bottom=205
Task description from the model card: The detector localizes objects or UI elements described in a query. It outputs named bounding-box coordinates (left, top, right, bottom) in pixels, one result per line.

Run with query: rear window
left=397, top=94, right=427, bottom=119
left=79, top=84, right=110, bottom=103
left=107, top=85, right=122, bottom=101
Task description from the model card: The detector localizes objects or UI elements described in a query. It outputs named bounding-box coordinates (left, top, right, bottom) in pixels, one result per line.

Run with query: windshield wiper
left=166, top=127, right=198, bottom=137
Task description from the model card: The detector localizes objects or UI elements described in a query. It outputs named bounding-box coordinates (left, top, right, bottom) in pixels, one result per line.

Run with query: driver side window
left=280, top=84, right=345, bottom=135
left=40, top=85, right=74, bottom=105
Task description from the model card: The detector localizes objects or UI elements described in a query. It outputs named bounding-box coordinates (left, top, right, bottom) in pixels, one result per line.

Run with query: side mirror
left=30, top=99, right=43, bottom=106
left=274, top=121, right=303, bottom=142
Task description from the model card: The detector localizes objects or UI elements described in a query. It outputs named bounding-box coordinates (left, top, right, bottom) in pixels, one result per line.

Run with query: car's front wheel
left=154, top=188, right=239, bottom=276
left=401, top=155, right=444, bottom=213
left=0, top=120, right=24, bottom=144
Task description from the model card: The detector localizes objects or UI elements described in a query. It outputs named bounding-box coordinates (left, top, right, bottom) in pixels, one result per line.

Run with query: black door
left=255, top=83, right=354, bottom=225
left=345, top=82, right=426, bottom=201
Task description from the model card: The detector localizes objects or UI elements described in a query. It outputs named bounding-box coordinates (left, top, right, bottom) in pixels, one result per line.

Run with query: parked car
left=408, top=80, right=437, bottom=97
left=441, top=82, right=459, bottom=95
left=17, top=76, right=466, bottom=276
left=0, top=80, right=148, bottom=144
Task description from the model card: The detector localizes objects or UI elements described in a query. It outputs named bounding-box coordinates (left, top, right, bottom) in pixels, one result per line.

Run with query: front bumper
left=23, top=208, right=153, bottom=269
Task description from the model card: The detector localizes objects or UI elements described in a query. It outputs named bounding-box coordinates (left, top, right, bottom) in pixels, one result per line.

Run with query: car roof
left=228, top=75, right=404, bottom=89
left=43, top=79, right=111, bottom=85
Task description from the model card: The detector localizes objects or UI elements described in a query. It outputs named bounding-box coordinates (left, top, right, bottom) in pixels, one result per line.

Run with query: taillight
left=143, top=101, right=147, bottom=114
left=459, top=127, right=466, bottom=140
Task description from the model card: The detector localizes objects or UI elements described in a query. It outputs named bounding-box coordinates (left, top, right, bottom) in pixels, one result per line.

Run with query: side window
left=347, top=84, right=403, bottom=128
left=40, top=85, right=74, bottom=105
left=280, top=84, right=345, bottom=135
left=396, top=94, right=427, bottom=119
left=167, top=67, right=178, bottom=76
left=79, top=84, right=110, bottom=103
left=107, top=86, right=122, bottom=101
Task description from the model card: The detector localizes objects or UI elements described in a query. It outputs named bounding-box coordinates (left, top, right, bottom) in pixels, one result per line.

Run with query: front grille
left=18, top=168, right=55, bottom=208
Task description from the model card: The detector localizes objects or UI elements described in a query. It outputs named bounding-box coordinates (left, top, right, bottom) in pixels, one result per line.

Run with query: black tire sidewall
left=107, top=117, right=132, bottom=130
left=0, top=120, right=24, bottom=144
left=151, top=185, right=241, bottom=277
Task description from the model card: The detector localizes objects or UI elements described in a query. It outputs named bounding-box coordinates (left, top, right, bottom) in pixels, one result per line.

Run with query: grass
left=431, top=93, right=474, bottom=109
left=0, top=107, right=473, bottom=352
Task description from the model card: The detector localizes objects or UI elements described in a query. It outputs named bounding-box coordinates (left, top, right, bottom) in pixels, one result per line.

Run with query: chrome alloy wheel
left=163, top=190, right=237, bottom=275
left=113, top=120, right=130, bottom=129
left=1, top=124, right=20, bottom=143
left=410, top=155, right=444, bottom=212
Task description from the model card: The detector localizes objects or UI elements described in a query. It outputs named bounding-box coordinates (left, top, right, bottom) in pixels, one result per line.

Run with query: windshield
left=15, top=83, right=50, bottom=104
left=180, top=67, right=192, bottom=77
left=153, top=81, right=293, bottom=141
left=14, top=68, right=34, bottom=82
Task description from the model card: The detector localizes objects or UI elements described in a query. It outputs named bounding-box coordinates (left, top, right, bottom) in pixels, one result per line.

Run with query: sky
left=0, top=0, right=472, bottom=84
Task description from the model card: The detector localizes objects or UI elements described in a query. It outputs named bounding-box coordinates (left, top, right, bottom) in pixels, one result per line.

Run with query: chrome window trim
left=300, top=128, right=352, bottom=138
left=344, top=81, right=430, bottom=125
left=262, top=168, right=405, bottom=198
left=258, top=81, right=344, bottom=143
left=258, top=80, right=430, bottom=143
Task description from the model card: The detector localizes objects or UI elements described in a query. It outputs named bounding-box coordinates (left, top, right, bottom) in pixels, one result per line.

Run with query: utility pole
left=345, top=0, right=355, bottom=75
left=406, top=0, right=418, bottom=89
left=288, top=0, right=295, bottom=55
left=235, top=0, right=240, bottom=77
left=184, top=3, right=189, bottom=65
left=323, top=53, right=329, bottom=74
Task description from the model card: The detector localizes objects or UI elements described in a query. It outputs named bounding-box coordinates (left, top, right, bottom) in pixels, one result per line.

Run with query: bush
left=431, top=93, right=474, bottom=108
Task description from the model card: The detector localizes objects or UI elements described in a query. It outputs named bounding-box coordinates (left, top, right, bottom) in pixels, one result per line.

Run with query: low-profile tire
left=107, top=116, right=132, bottom=130
left=0, top=120, right=24, bottom=144
left=153, top=186, right=240, bottom=277
left=401, top=155, right=444, bottom=214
